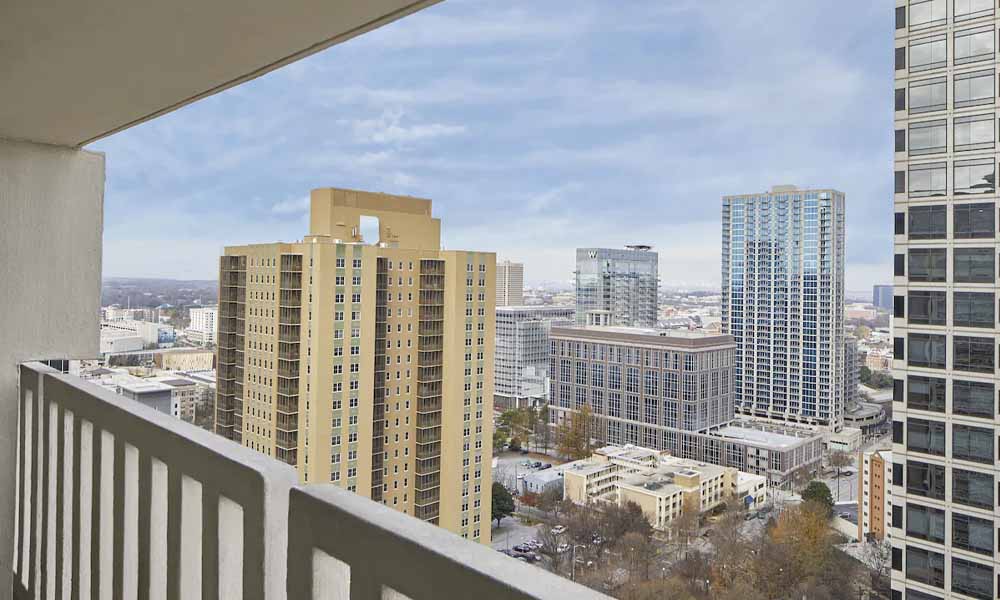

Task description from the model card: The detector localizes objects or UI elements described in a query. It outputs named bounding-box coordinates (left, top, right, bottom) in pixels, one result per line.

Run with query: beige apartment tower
left=496, top=259, right=524, bottom=306
left=216, top=188, right=495, bottom=543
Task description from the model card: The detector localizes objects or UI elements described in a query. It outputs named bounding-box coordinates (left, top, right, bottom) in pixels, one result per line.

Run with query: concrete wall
left=0, top=137, right=104, bottom=597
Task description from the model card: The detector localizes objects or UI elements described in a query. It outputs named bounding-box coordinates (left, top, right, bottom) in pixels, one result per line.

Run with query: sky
left=91, top=0, right=893, bottom=292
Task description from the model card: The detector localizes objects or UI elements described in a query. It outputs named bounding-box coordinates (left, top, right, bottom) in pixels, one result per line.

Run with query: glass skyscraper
left=575, top=246, right=658, bottom=327
left=721, top=185, right=846, bottom=429
left=891, top=2, right=999, bottom=599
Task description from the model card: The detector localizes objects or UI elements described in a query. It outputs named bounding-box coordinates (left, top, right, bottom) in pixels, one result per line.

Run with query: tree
left=828, top=450, right=853, bottom=503
left=536, top=404, right=553, bottom=453
left=667, top=495, right=700, bottom=559
left=537, top=486, right=562, bottom=516
left=617, top=531, right=659, bottom=583
left=600, top=501, right=652, bottom=542
left=508, top=436, right=522, bottom=452
left=801, top=481, right=834, bottom=517
left=557, top=404, right=594, bottom=460
left=491, top=482, right=515, bottom=527
left=859, top=540, right=892, bottom=599
left=854, top=324, right=872, bottom=340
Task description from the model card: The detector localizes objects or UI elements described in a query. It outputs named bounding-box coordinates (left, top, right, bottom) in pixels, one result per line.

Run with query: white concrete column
left=0, top=138, right=104, bottom=597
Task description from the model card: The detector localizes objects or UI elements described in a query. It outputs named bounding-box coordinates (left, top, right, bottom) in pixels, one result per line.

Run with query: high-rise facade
left=846, top=335, right=860, bottom=408
left=874, top=284, right=896, bottom=311
left=494, top=305, right=574, bottom=411
left=575, top=246, right=658, bottom=327
left=496, top=259, right=524, bottom=307
left=891, top=2, right=999, bottom=598
left=722, top=185, right=847, bottom=429
left=216, top=188, right=494, bottom=543
left=188, top=305, right=218, bottom=345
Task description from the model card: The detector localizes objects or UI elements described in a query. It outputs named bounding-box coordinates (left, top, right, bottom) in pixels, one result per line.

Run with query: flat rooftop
left=713, top=425, right=806, bottom=449
left=550, top=325, right=734, bottom=349
left=118, top=379, right=173, bottom=394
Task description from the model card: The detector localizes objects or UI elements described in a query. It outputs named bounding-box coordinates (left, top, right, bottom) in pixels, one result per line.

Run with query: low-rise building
left=858, top=449, right=891, bottom=542
left=825, top=427, right=862, bottom=453
left=99, top=327, right=144, bottom=355
left=187, top=305, right=218, bottom=345
left=562, top=445, right=768, bottom=530
left=521, top=469, right=564, bottom=496
left=160, top=377, right=198, bottom=422
left=116, top=378, right=174, bottom=415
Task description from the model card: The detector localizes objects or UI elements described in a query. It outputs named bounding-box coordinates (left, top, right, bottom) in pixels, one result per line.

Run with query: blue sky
left=92, top=0, right=892, bottom=291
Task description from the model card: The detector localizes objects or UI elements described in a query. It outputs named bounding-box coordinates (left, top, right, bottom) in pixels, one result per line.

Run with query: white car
left=551, top=525, right=566, bottom=535
left=556, top=543, right=570, bottom=553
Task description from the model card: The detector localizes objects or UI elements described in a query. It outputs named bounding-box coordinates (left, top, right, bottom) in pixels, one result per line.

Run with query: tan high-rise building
left=215, top=188, right=495, bottom=543
left=496, top=259, right=524, bottom=306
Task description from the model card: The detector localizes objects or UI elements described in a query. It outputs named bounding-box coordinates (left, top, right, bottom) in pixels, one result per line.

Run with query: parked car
left=520, top=448, right=529, bottom=455
left=521, top=460, right=533, bottom=467
left=513, top=544, right=531, bottom=553
left=557, top=543, right=570, bottom=554
left=551, top=525, right=566, bottom=535
left=532, top=461, right=542, bottom=468
left=540, top=463, right=552, bottom=470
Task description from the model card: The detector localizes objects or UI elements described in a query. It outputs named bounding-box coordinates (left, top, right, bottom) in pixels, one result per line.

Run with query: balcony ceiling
left=0, top=0, right=438, bottom=147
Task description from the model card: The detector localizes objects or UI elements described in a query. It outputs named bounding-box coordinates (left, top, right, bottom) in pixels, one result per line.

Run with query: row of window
left=897, top=0, right=994, bottom=31
left=895, top=25, right=995, bottom=72
left=896, top=114, right=996, bottom=156
left=897, top=544, right=994, bottom=600
left=894, top=203, right=994, bottom=239
left=897, top=333, right=996, bottom=372
left=901, top=501, right=995, bottom=557
left=894, top=247, right=995, bottom=282
left=893, top=160, right=996, bottom=197
left=895, top=459, right=995, bottom=510
left=894, top=290, right=996, bottom=328
left=895, top=375, right=996, bottom=419
left=895, top=70, right=995, bottom=114
left=892, top=417, right=995, bottom=464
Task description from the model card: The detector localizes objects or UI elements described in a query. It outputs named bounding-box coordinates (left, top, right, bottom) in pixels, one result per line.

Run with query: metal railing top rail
left=287, top=484, right=607, bottom=600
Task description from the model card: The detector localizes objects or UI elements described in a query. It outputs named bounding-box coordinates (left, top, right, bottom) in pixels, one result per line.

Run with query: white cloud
left=342, top=110, right=466, bottom=144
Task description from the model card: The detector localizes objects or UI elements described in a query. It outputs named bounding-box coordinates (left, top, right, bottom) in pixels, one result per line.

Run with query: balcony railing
left=14, top=362, right=604, bottom=600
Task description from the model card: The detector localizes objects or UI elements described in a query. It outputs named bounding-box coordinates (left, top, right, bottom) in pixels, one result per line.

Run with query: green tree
left=801, top=481, right=834, bottom=517
left=491, top=482, right=515, bottom=527
left=557, top=404, right=593, bottom=460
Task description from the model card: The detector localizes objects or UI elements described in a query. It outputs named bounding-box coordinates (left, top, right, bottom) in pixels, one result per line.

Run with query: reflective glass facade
left=892, top=2, right=999, bottom=598
left=575, top=247, right=658, bottom=327
left=721, top=187, right=846, bottom=428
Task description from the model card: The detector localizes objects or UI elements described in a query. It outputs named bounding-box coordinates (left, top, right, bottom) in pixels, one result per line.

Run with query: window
left=952, top=379, right=995, bottom=418
left=953, top=424, right=994, bottom=464
left=910, top=77, right=947, bottom=114
left=895, top=6, right=906, bottom=29
left=906, top=503, right=946, bottom=543
left=905, top=546, right=945, bottom=589
left=952, top=468, right=994, bottom=509
left=953, top=292, right=994, bottom=328
left=955, top=0, right=995, bottom=22
left=954, top=70, right=994, bottom=109
left=895, top=89, right=906, bottom=112
left=952, top=512, right=994, bottom=556
left=951, top=557, right=994, bottom=600
left=907, top=418, right=946, bottom=456
left=894, top=378, right=904, bottom=403
left=955, top=25, right=994, bottom=65
left=908, top=375, right=946, bottom=412
left=908, top=119, right=946, bottom=155
left=895, top=336, right=906, bottom=359
left=908, top=291, right=947, bottom=325
left=908, top=248, right=947, bottom=282
left=908, top=162, right=947, bottom=197
left=954, top=248, right=994, bottom=283
left=908, top=205, right=947, bottom=239
left=895, top=169, right=906, bottom=193
left=910, top=34, right=946, bottom=72
left=906, top=460, right=946, bottom=499
left=908, top=333, right=947, bottom=369
left=953, top=158, right=995, bottom=194
left=954, top=113, right=995, bottom=152
left=954, top=202, right=995, bottom=238
left=894, top=253, right=906, bottom=277
left=894, top=212, right=906, bottom=235
left=895, top=128, right=906, bottom=152
left=953, top=336, right=994, bottom=373
left=894, top=295, right=905, bottom=318
left=895, top=46, right=907, bottom=70
left=910, top=0, right=946, bottom=30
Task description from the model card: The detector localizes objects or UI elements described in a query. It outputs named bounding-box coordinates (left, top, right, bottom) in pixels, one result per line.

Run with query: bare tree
left=828, top=450, right=853, bottom=503
left=859, top=540, right=892, bottom=599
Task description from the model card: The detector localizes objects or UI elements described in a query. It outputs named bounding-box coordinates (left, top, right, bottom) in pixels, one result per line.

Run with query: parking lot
left=493, top=450, right=562, bottom=491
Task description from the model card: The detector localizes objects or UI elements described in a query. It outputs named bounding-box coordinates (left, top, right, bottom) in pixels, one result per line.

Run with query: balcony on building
left=0, top=1, right=606, bottom=598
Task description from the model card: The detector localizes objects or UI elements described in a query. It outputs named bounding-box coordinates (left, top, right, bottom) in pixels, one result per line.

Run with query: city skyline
left=90, top=0, right=892, bottom=292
